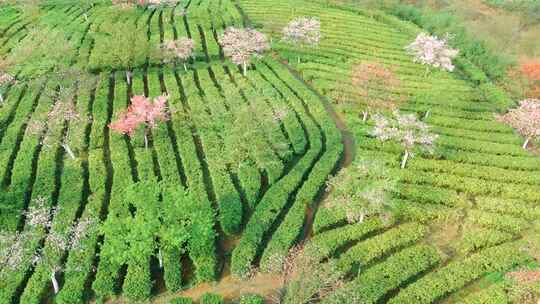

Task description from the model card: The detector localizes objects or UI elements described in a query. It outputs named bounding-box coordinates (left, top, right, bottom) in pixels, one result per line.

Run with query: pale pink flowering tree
left=282, top=17, right=321, bottom=63
left=218, top=27, right=270, bottom=76
left=1, top=196, right=95, bottom=294
left=325, top=158, right=396, bottom=224
left=372, top=111, right=438, bottom=168
left=405, top=32, right=459, bottom=76
left=161, top=37, right=195, bottom=71
left=27, top=101, right=85, bottom=160
left=497, top=98, right=540, bottom=149
left=109, top=94, right=169, bottom=149
left=0, top=72, right=14, bottom=104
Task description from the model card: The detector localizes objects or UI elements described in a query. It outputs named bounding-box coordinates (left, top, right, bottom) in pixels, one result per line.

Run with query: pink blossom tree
left=405, top=32, right=459, bottom=76
left=218, top=27, right=270, bottom=76
left=351, top=61, right=402, bottom=122
left=497, top=98, right=540, bottom=149
left=109, top=94, right=169, bottom=149
left=161, top=37, right=195, bottom=71
left=282, top=17, right=321, bottom=63
left=371, top=111, right=438, bottom=169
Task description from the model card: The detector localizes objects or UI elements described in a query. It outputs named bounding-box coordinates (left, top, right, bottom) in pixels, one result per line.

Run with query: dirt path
left=278, top=61, right=356, bottom=240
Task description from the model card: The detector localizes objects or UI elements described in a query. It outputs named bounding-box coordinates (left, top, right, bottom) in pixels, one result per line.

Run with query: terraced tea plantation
left=0, top=0, right=539, bottom=303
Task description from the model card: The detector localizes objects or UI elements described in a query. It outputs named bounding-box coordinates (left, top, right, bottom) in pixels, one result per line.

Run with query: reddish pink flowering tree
left=218, top=27, right=270, bottom=76
left=497, top=98, right=540, bottom=149
left=161, top=37, right=195, bottom=71
left=351, top=62, right=402, bottom=122
left=282, top=17, right=321, bottom=63
left=109, top=94, right=169, bottom=148
left=371, top=111, right=438, bottom=168
left=405, top=32, right=459, bottom=76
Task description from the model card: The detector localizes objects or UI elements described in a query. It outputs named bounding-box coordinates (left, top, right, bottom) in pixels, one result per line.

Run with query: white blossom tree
left=0, top=197, right=95, bottom=294
left=497, top=98, right=540, bottom=148
left=371, top=111, right=438, bottom=169
left=0, top=71, right=14, bottom=105
left=405, top=32, right=459, bottom=76
left=161, top=37, right=195, bottom=71
left=218, top=27, right=270, bottom=76
left=282, top=17, right=321, bottom=63
left=26, top=98, right=86, bottom=160
left=325, top=158, right=396, bottom=224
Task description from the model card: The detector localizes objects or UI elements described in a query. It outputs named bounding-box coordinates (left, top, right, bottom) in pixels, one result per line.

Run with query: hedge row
left=324, top=245, right=441, bottom=304
left=55, top=76, right=107, bottom=304
left=388, top=242, right=530, bottom=303
left=182, top=69, right=243, bottom=236
left=200, top=293, right=224, bottom=304
left=164, top=69, right=217, bottom=284
left=0, top=88, right=61, bottom=302
left=19, top=76, right=93, bottom=304
left=239, top=294, right=265, bottom=304
left=336, top=222, right=427, bottom=275
left=305, top=218, right=387, bottom=262
left=92, top=73, right=137, bottom=301
left=454, top=228, right=513, bottom=256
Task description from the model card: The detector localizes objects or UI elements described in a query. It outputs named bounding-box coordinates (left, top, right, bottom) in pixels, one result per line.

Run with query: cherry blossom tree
left=282, top=17, right=321, bottom=63
left=351, top=61, right=402, bottom=122
left=371, top=111, right=438, bottom=169
left=218, top=27, right=270, bottom=76
left=161, top=37, right=195, bottom=71
left=26, top=100, right=86, bottom=160
left=497, top=98, right=540, bottom=149
left=405, top=32, right=459, bottom=76
left=0, top=71, right=14, bottom=104
left=325, top=158, right=396, bottom=224
left=109, top=94, right=169, bottom=149
left=0, top=197, right=95, bottom=294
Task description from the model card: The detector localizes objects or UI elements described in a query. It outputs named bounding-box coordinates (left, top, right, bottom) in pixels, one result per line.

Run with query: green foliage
left=6, top=27, right=76, bottom=79
left=89, top=19, right=152, bottom=72
left=239, top=294, right=265, bottom=304
left=169, top=297, right=194, bottom=304
left=199, top=293, right=224, bottom=304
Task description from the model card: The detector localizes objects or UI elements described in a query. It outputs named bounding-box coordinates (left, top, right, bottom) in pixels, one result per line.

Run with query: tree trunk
left=401, top=150, right=409, bottom=169
left=424, top=110, right=430, bottom=120
left=158, top=249, right=163, bottom=268
left=62, top=144, right=76, bottom=160
left=144, top=130, right=149, bottom=149
left=51, top=271, right=59, bottom=294
left=358, top=213, right=365, bottom=223
left=362, top=111, right=368, bottom=123
left=242, top=62, right=247, bottom=76
left=0, top=93, right=3, bottom=104
left=522, top=137, right=530, bottom=149
left=297, top=56, right=300, bottom=64
left=126, top=71, right=132, bottom=85
left=183, top=63, right=187, bottom=72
